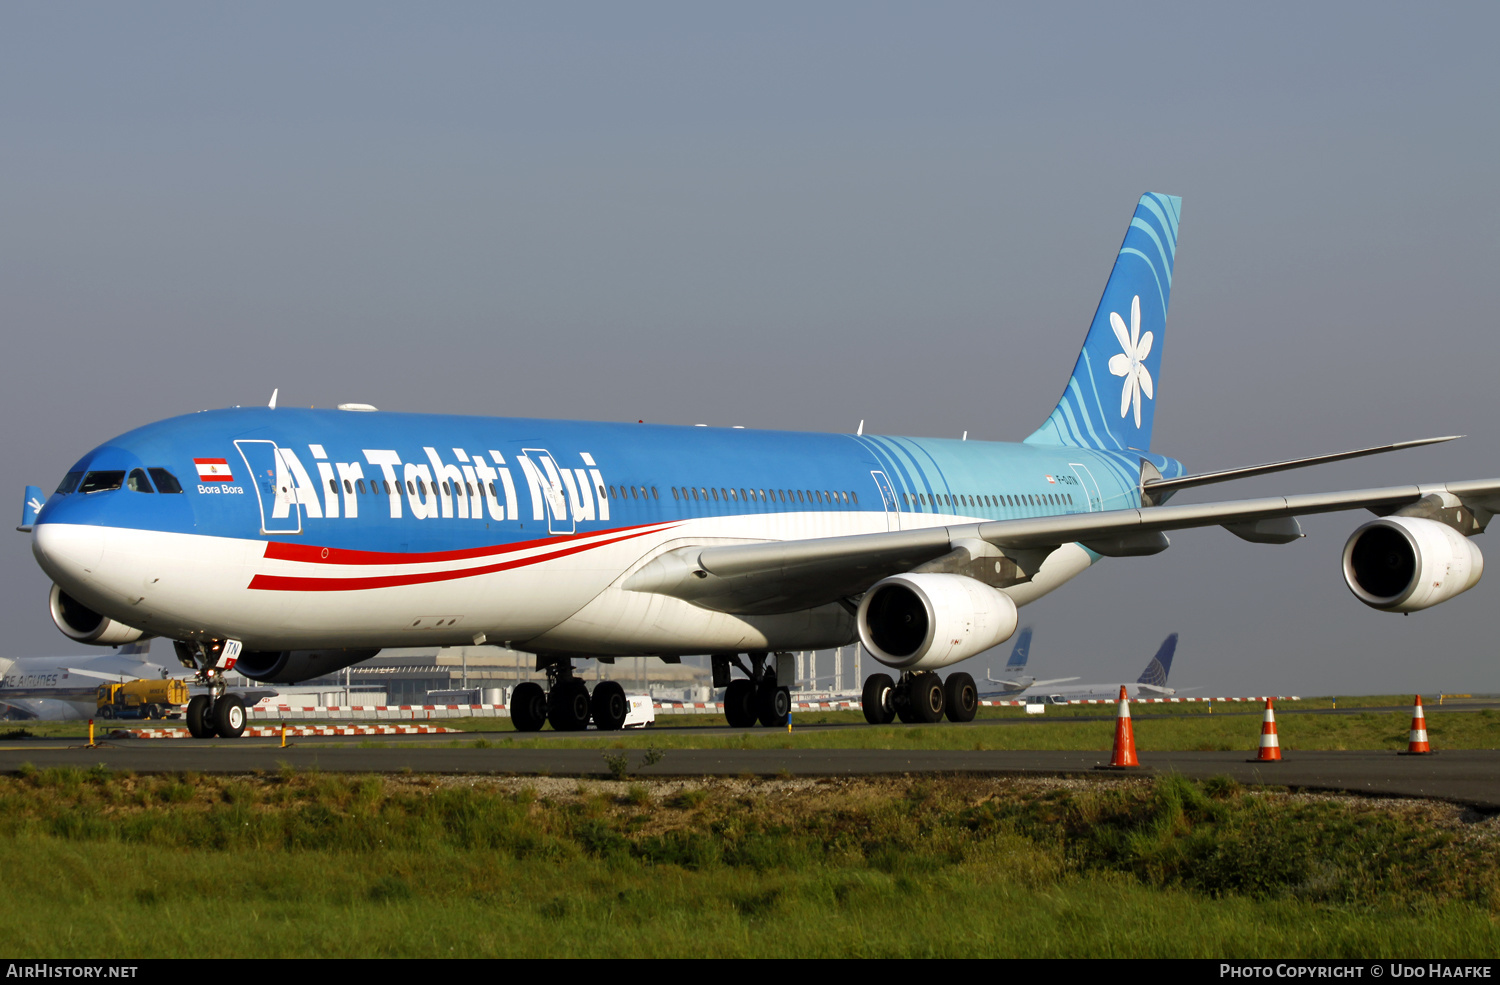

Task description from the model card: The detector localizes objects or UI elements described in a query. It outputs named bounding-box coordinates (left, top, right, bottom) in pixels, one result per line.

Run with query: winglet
left=268, top=388, right=279, bottom=409
left=17, top=485, right=42, bottom=533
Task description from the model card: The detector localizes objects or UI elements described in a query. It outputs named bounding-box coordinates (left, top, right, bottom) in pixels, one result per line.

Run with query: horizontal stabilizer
left=1142, top=436, right=1460, bottom=504
left=1027, top=676, right=1081, bottom=689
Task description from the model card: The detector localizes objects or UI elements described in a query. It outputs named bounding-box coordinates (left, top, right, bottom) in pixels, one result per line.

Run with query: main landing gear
left=861, top=670, right=977, bottom=725
left=712, top=651, right=791, bottom=729
left=509, top=660, right=630, bottom=733
left=172, top=640, right=248, bottom=739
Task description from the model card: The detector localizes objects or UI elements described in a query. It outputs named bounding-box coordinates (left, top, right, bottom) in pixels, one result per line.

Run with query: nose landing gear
left=173, top=640, right=247, bottom=739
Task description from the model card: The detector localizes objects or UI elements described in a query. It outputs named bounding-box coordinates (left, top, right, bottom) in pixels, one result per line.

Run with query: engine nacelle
left=48, top=584, right=148, bottom=646
left=857, top=572, right=1019, bottom=671
left=1342, top=516, right=1484, bottom=613
left=232, top=647, right=381, bottom=684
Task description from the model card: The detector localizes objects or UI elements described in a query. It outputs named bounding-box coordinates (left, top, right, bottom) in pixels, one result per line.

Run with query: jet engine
left=857, top=572, right=1019, bottom=671
left=232, top=647, right=381, bottom=684
left=1342, top=516, right=1483, bottom=613
left=48, top=584, right=148, bottom=646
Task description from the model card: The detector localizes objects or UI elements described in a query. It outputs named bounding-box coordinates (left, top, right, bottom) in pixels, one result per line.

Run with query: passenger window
left=729, top=488, right=737, bottom=501
left=711, top=488, right=719, bottom=501
left=329, top=478, right=339, bottom=495
left=344, top=479, right=354, bottom=494
left=672, top=487, right=680, bottom=501
left=55, top=471, right=85, bottom=495
left=127, top=469, right=155, bottom=493
left=357, top=480, right=367, bottom=494
left=148, top=469, right=183, bottom=493
left=631, top=487, right=639, bottom=500
left=79, top=471, right=125, bottom=494
left=651, top=487, right=659, bottom=500
left=851, top=491, right=858, bottom=505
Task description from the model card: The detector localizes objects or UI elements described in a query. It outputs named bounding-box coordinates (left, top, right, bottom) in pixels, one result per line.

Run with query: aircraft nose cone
left=32, top=522, right=108, bottom=585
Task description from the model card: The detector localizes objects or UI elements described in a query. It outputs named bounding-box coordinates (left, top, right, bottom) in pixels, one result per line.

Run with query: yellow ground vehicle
left=96, top=679, right=189, bottom=720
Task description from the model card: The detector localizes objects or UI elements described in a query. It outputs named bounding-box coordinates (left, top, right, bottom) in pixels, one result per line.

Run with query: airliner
left=978, top=628, right=1081, bottom=697
left=986, top=633, right=1180, bottom=704
left=0, top=642, right=176, bottom=721
left=23, top=193, right=1493, bottom=738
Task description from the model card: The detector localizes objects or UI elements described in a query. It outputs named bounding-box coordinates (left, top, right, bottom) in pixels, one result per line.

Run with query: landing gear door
left=1069, top=463, right=1104, bottom=513
left=235, top=440, right=303, bottom=535
left=870, top=471, right=901, bottom=531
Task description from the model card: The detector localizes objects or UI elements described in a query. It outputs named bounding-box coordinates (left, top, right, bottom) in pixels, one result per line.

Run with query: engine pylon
left=1096, top=685, right=1141, bottom=769
left=1400, top=695, right=1433, bottom=755
left=1252, top=698, right=1282, bottom=762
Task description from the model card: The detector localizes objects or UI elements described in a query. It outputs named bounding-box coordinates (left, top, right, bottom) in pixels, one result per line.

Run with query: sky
left=2, top=2, right=1497, bottom=696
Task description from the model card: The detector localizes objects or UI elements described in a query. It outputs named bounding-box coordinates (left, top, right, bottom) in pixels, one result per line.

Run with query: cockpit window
left=79, top=471, right=126, bottom=494
left=148, top=469, right=183, bottom=494
left=55, top=472, right=84, bottom=495
left=127, top=469, right=156, bottom=493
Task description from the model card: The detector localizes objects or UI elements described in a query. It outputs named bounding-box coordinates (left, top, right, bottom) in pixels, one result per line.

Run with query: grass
left=1, top=768, right=1499, bottom=957
left=421, top=705, right=1500, bottom=754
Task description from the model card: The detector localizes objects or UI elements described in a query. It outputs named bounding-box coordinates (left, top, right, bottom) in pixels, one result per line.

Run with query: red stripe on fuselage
left=261, top=521, right=677, bottom=566
left=248, top=525, right=674, bottom=592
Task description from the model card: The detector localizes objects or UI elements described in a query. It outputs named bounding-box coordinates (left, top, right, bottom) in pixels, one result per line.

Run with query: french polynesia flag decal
left=194, top=458, right=233, bottom=482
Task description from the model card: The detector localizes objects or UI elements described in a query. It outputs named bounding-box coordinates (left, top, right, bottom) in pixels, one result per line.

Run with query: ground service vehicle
left=95, top=678, right=188, bottom=720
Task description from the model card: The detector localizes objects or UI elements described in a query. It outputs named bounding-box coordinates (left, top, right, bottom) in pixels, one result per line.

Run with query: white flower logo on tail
left=1108, top=295, right=1154, bottom=428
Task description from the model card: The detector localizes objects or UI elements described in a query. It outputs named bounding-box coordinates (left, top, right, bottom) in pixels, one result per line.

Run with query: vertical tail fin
left=1026, top=193, right=1181, bottom=452
left=1136, top=634, right=1178, bottom=686
left=1003, top=627, right=1033, bottom=673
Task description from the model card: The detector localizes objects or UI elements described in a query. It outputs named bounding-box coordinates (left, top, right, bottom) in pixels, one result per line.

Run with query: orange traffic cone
left=1096, top=685, right=1141, bottom=769
left=1252, top=698, right=1282, bottom=762
left=1400, top=695, right=1432, bottom=755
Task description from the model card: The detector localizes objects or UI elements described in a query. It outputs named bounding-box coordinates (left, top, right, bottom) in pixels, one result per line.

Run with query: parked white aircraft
left=978, top=628, right=1079, bottom=696
left=0, top=642, right=182, bottom=720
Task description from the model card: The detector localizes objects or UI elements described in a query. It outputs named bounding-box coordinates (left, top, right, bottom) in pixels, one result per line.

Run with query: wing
left=624, top=478, right=1500, bottom=615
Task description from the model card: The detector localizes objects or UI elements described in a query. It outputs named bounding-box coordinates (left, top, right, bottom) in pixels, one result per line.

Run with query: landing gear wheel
left=893, top=680, right=919, bottom=724
left=591, top=681, right=628, bottom=731
left=548, top=678, right=592, bottom=731
left=944, top=672, right=978, bottom=723
left=757, top=683, right=790, bottom=728
left=723, top=679, right=757, bottom=728
left=910, top=672, right=945, bottom=724
left=186, top=695, right=216, bottom=738
left=213, top=695, right=246, bottom=738
left=862, top=673, right=896, bottom=725
left=510, top=682, right=548, bottom=732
